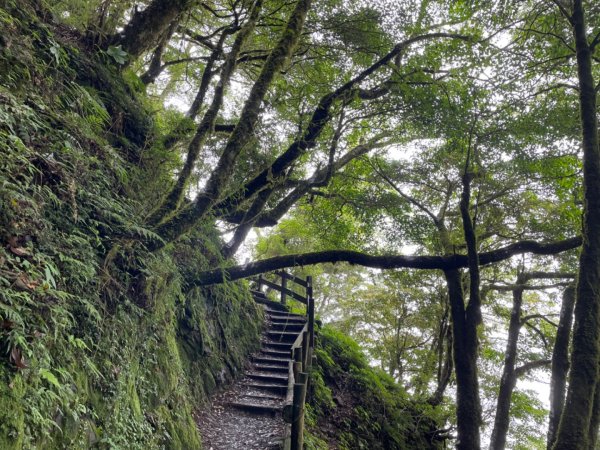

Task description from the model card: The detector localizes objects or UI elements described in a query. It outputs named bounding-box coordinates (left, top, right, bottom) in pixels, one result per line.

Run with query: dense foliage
left=2, top=0, right=600, bottom=449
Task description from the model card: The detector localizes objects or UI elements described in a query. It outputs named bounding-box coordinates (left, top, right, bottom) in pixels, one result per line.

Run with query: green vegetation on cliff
left=306, top=326, right=444, bottom=450
left=0, top=3, right=262, bottom=448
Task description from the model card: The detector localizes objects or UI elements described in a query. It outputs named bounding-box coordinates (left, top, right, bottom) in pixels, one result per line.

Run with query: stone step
left=247, top=372, right=289, bottom=385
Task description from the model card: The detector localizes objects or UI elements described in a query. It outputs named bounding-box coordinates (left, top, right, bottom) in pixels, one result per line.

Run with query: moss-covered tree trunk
left=153, top=0, right=313, bottom=246
left=147, top=1, right=262, bottom=226
left=553, top=1, right=600, bottom=448
left=112, top=0, right=195, bottom=62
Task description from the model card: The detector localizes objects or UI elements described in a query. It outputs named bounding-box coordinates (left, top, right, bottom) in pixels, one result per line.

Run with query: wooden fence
left=255, top=271, right=315, bottom=450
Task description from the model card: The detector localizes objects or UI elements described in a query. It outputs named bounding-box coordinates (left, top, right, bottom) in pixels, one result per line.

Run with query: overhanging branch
left=196, top=236, right=581, bottom=285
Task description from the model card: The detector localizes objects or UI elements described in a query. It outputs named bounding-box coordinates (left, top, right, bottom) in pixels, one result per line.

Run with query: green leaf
left=39, top=368, right=61, bottom=388
left=106, top=45, right=128, bottom=65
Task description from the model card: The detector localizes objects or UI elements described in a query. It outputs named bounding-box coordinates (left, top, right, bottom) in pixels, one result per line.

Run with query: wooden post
left=281, top=271, right=287, bottom=306
left=291, top=372, right=308, bottom=450
left=257, top=274, right=264, bottom=293
left=301, top=331, right=309, bottom=371
left=307, top=276, right=315, bottom=349
left=293, top=347, right=302, bottom=380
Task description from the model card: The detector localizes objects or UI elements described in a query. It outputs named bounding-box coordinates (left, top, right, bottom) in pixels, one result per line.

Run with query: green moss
left=0, top=370, right=25, bottom=450
left=0, top=3, right=263, bottom=448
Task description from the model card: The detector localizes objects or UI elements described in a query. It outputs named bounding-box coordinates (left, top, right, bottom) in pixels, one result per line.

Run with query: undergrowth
left=305, top=326, right=443, bottom=449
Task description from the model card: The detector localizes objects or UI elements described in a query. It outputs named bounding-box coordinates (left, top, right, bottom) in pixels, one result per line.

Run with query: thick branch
left=195, top=236, right=581, bottom=285
left=515, top=359, right=552, bottom=378
left=216, top=32, right=472, bottom=215
left=222, top=137, right=388, bottom=226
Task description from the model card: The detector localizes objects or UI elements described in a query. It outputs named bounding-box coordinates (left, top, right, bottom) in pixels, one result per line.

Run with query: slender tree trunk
left=553, top=1, right=600, bottom=448
left=113, top=0, right=194, bottom=62
left=489, top=283, right=525, bottom=450
left=154, top=0, right=312, bottom=246
left=547, top=285, right=576, bottom=449
left=429, top=316, right=453, bottom=406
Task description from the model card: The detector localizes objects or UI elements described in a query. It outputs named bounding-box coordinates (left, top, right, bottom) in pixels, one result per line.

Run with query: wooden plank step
left=228, top=401, right=281, bottom=416
left=270, top=322, right=305, bottom=331
left=255, top=297, right=289, bottom=311
left=250, top=289, right=267, bottom=299
left=247, top=373, right=288, bottom=385
left=253, top=363, right=289, bottom=373
left=242, top=382, right=288, bottom=395
left=262, top=341, right=293, bottom=350
left=260, top=349, right=291, bottom=358
left=265, top=309, right=304, bottom=318
left=253, top=356, right=290, bottom=365
left=239, top=392, right=284, bottom=402
left=266, top=331, right=300, bottom=342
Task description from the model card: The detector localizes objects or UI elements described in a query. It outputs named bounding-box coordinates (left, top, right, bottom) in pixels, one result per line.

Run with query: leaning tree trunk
left=489, top=283, right=525, bottom=450
left=547, top=285, right=576, bottom=449
left=553, top=1, right=600, bottom=449
left=153, top=0, right=313, bottom=246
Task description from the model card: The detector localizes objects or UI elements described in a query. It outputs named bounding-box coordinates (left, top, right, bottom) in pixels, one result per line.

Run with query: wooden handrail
left=275, top=270, right=309, bottom=288
left=258, top=278, right=308, bottom=304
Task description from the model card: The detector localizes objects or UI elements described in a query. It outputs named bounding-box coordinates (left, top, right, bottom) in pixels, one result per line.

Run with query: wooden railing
left=255, top=271, right=315, bottom=450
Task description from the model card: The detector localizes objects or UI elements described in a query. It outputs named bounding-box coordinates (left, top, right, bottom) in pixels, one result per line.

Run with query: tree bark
left=553, top=1, right=600, bottom=448
left=147, top=3, right=261, bottom=226
left=453, top=170, right=483, bottom=450
left=547, top=285, right=576, bottom=449
left=153, top=0, right=312, bottom=246
left=445, top=268, right=481, bottom=450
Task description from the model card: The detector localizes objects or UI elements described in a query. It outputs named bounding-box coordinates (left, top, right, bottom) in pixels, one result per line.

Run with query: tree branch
left=196, top=236, right=582, bottom=285
left=515, top=359, right=552, bottom=378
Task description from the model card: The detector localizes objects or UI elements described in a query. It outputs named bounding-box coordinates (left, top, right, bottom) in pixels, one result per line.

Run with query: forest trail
left=195, top=291, right=307, bottom=449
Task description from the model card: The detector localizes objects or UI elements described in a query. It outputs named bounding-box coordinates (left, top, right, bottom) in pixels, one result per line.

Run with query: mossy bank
left=0, top=2, right=261, bottom=448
